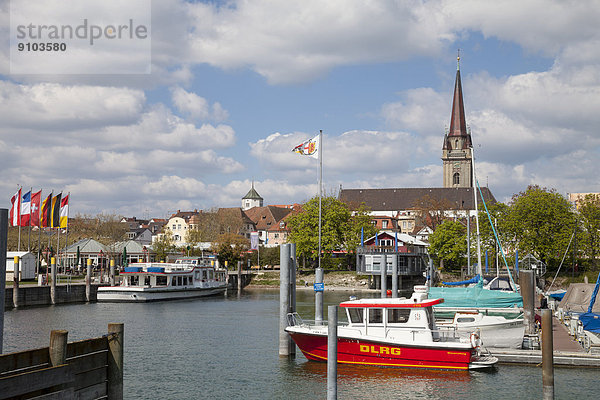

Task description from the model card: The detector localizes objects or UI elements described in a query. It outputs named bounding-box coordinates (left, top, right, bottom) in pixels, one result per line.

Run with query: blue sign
left=313, top=282, right=324, bottom=292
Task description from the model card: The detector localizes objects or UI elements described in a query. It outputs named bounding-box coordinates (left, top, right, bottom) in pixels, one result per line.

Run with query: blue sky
left=1, top=0, right=599, bottom=218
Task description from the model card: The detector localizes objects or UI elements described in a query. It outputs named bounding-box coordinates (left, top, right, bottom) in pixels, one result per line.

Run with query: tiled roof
left=340, top=187, right=496, bottom=211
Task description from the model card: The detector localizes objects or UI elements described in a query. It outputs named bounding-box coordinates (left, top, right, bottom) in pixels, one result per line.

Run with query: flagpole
left=66, top=193, right=70, bottom=271
left=18, top=186, right=22, bottom=252
left=318, top=129, right=322, bottom=270
left=37, top=190, right=42, bottom=277
left=28, top=187, right=32, bottom=252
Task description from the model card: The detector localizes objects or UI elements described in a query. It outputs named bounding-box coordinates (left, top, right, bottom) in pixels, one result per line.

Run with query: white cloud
left=170, top=86, right=229, bottom=122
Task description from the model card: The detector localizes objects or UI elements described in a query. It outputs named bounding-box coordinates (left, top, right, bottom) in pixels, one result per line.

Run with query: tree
left=210, top=232, right=248, bottom=268
left=579, top=194, right=600, bottom=270
left=414, top=194, right=454, bottom=230
left=153, top=229, right=176, bottom=261
left=478, top=201, right=511, bottom=269
left=505, top=185, right=575, bottom=269
left=345, top=202, right=377, bottom=254
left=287, top=196, right=374, bottom=268
left=428, top=220, right=467, bottom=271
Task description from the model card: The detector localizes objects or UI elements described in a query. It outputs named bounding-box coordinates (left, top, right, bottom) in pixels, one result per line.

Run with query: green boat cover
left=429, top=280, right=523, bottom=308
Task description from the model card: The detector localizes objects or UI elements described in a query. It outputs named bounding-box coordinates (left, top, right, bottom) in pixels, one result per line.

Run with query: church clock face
left=453, top=161, right=460, bottom=170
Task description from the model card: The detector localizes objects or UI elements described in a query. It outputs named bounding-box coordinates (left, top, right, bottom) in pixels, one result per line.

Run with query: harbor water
left=2, top=289, right=597, bottom=399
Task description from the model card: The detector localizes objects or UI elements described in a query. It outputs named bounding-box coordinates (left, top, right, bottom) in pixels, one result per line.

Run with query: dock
left=489, top=316, right=600, bottom=367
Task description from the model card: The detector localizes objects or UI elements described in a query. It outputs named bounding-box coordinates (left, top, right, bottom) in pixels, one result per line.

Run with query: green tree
left=153, top=229, right=176, bottom=261
left=579, top=194, right=600, bottom=269
left=287, top=196, right=374, bottom=268
left=505, top=185, right=575, bottom=269
left=478, top=202, right=511, bottom=269
left=211, top=232, right=248, bottom=268
left=345, top=202, right=377, bottom=254
left=428, top=220, right=467, bottom=271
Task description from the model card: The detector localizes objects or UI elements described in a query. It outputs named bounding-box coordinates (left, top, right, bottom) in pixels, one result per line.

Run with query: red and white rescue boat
left=285, top=286, right=497, bottom=370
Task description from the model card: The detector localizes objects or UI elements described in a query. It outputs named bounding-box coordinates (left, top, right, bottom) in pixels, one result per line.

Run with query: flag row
left=9, top=188, right=69, bottom=228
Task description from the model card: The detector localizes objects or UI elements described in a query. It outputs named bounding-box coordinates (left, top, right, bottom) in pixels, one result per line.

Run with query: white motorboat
left=436, top=311, right=525, bottom=349
left=97, top=259, right=228, bottom=302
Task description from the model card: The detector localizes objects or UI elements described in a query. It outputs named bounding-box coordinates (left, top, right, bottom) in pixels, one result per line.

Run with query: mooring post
left=237, top=260, right=242, bottom=293
left=86, top=258, right=92, bottom=302
left=51, top=257, right=57, bottom=305
left=315, top=267, right=324, bottom=324
left=49, top=330, right=68, bottom=366
left=289, top=243, right=297, bottom=356
left=107, top=323, right=124, bottom=400
left=110, top=259, right=115, bottom=286
left=279, top=244, right=291, bottom=357
left=391, top=253, right=398, bottom=298
left=13, top=256, right=20, bottom=308
left=541, top=309, right=554, bottom=399
left=520, top=270, right=536, bottom=336
left=0, top=208, right=8, bottom=354
left=327, top=305, right=338, bottom=400
left=381, top=254, right=387, bottom=298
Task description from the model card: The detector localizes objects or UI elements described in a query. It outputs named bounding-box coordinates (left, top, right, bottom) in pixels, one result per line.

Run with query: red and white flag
left=30, top=190, right=42, bottom=227
left=20, top=190, right=32, bottom=226
left=292, top=134, right=320, bottom=159
left=10, top=188, right=21, bottom=227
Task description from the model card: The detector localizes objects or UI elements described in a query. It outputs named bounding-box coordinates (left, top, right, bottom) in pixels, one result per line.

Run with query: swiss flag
left=30, top=190, right=42, bottom=227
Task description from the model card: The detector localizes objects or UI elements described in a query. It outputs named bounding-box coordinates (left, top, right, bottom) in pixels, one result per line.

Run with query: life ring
left=470, top=332, right=481, bottom=349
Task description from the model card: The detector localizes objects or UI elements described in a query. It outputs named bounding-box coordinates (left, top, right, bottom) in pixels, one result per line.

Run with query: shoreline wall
left=4, top=284, right=100, bottom=309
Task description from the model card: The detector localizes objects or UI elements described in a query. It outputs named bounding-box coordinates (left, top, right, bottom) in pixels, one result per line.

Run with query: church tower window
left=453, top=173, right=460, bottom=185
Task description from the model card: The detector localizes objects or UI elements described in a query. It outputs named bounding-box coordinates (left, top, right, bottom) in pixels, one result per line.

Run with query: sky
left=1, top=0, right=599, bottom=220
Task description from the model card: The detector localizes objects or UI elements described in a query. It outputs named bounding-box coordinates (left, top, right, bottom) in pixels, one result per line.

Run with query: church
left=339, top=58, right=496, bottom=239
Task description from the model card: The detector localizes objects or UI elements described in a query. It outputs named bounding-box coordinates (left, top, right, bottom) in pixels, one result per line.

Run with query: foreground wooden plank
left=0, top=364, right=73, bottom=399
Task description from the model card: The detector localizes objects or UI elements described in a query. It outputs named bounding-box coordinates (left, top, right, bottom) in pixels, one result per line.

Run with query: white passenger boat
left=97, top=259, right=228, bottom=302
left=286, top=286, right=498, bottom=370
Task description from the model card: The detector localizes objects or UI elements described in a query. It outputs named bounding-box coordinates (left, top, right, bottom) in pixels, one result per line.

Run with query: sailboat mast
left=472, top=146, right=483, bottom=276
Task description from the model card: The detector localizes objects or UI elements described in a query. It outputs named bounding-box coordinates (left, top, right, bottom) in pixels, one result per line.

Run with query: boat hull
left=286, top=330, right=492, bottom=370
left=97, top=286, right=227, bottom=302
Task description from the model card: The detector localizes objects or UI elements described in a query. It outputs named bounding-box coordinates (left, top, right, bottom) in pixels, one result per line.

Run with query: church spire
left=448, top=55, right=467, bottom=138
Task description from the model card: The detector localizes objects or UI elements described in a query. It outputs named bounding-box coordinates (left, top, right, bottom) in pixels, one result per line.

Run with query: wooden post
left=279, top=244, right=291, bottom=357
left=542, top=309, right=554, bottom=400
left=0, top=208, right=8, bottom=354
left=13, top=256, right=20, bottom=308
left=86, top=258, right=92, bottom=302
left=327, top=305, right=338, bottom=400
left=107, top=323, right=124, bottom=400
left=51, top=257, right=57, bottom=305
left=110, top=259, right=115, bottom=286
left=49, top=330, right=68, bottom=366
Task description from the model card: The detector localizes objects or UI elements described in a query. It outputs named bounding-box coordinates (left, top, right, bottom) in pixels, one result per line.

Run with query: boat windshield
left=348, top=308, right=364, bottom=324
left=368, top=309, right=383, bottom=324
left=387, top=309, right=411, bottom=324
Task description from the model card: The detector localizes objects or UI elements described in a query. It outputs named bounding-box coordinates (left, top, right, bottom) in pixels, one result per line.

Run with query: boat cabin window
left=156, top=276, right=167, bottom=286
left=387, top=309, right=411, bottom=324
left=456, top=317, right=475, bottom=323
left=425, top=308, right=435, bottom=330
left=194, top=271, right=200, bottom=281
left=368, top=309, right=383, bottom=324
left=130, top=276, right=139, bottom=286
left=144, top=276, right=150, bottom=286
left=348, top=308, right=364, bottom=324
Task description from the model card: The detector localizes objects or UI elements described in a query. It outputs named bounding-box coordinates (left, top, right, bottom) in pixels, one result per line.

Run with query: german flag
left=41, top=193, right=52, bottom=228
left=51, top=193, right=61, bottom=228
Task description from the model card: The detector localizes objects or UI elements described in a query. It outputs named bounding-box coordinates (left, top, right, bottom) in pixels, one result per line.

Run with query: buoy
left=386, top=289, right=392, bottom=297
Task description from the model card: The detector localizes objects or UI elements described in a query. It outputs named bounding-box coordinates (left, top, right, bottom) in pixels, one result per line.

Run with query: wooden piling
left=237, top=260, right=242, bottom=293
left=107, top=323, right=124, bottom=400
left=49, top=330, right=68, bottom=366
left=279, top=244, right=291, bottom=357
left=542, top=309, right=554, bottom=399
left=86, top=258, right=92, bottom=302
left=289, top=243, right=297, bottom=357
left=13, top=256, right=20, bottom=308
left=0, top=208, right=8, bottom=354
left=51, top=257, right=57, bottom=305
left=327, top=305, right=338, bottom=400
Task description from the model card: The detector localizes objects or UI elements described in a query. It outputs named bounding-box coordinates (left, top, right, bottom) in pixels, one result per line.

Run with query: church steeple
left=442, top=53, right=473, bottom=188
